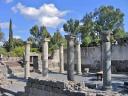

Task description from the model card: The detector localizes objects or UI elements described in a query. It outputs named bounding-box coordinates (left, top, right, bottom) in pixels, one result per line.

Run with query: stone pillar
left=24, top=41, right=31, bottom=79
left=76, top=41, right=82, bottom=75
left=59, top=44, right=64, bottom=73
left=101, top=31, right=112, bottom=90
left=65, top=35, right=75, bottom=81
left=42, top=38, right=50, bottom=77
left=38, top=54, right=42, bottom=72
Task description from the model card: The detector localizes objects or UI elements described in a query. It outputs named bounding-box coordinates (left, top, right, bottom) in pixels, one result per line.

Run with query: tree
left=8, top=19, right=13, bottom=51
left=94, top=6, right=124, bottom=32
left=3, top=38, right=25, bottom=54
left=80, top=14, right=97, bottom=46
left=40, top=26, right=51, bottom=38
left=49, top=29, right=65, bottom=53
left=29, top=25, right=51, bottom=51
left=13, top=38, right=25, bottom=48
left=80, top=6, right=125, bottom=46
left=113, top=28, right=125, bottom=39
left=63, top=19, right=80, bottom=36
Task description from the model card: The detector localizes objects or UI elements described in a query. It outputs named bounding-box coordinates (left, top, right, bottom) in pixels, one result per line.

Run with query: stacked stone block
left=24, top=78, right=120, bottom=96
left=25, top=78, right=87, bottom=96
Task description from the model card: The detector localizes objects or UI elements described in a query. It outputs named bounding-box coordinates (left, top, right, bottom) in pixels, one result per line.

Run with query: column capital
left=101, top=30, right=112, bottom=42
left=43, top=38, right=50, bottom=42
left=65, top=35, right=76, bottom=40
left=26, top=41, right=32, bottom=45
left=75, top=40, right=81, bottom=45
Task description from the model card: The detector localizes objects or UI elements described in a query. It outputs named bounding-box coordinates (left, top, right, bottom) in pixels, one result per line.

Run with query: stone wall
left=24, top=78, right=87, bottom=96
left=63, top=45, right=128, bottom=72
left=48, top=49, right=60, bottom=71
left=23, top=78, right=120, bottom=96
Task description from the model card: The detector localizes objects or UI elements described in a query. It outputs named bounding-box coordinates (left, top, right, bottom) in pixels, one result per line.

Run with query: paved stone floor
left=2, top=72, right=128, bottom=95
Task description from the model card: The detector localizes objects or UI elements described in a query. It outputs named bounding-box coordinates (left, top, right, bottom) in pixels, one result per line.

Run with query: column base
left=60, top=71, right=65, bottom=74
left=42, top=74, right=48, bottom=77
left=76, top=72, right=82, bottom=75
left=25, top=76, right=30, bottom=80
left=102, top=85, right=112, bottom=90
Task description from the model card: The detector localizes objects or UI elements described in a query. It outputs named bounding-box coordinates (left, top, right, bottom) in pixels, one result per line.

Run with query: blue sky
left=0, top=0, right=128, bottom=41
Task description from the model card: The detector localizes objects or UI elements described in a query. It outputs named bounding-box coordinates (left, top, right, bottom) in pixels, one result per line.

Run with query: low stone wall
left=23, top=78, right=120, bottom=96
left=25, top=78, right=86, bottom=96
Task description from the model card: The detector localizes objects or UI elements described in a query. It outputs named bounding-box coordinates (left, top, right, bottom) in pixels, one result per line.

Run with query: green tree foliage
left=49, top=29, right=65, bottom=52
left=4, top=38, right=24, bottom=51
left=80, top=6, right=126, bottom=46
left=94, top=6, right=124, bottom=31
left=11, top=47, right=24, bottom=57
left=0, top=47, right=7, bottom=55
left=8, top=19, right=14, bottom=51
left=30, top=48, right=39, bottom=53
left=63, top=19, right=80, bottom=36
left=13, top=38, right=25, bottom=48
left=29, top=25, right=51, bottom=49
left=82, top=36, right=92, bottom=47
left=113, top=28, right=126, bottom=39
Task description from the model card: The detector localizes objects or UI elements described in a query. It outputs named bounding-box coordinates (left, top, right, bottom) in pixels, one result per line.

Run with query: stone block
left=85, top=83, right=97, bottom=89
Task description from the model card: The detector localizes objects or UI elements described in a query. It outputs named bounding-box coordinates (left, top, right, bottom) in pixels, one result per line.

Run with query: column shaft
left=25, top=41, right=31, bottom=79
left=42, top=38, right=49, bottom=77
left=65, top=35, right=75, bottom=81
left=103, top=41, right=111, bottom=89
left=76, top=42, right=82, bottom=74
left=59, top=44, right=64, bottom=73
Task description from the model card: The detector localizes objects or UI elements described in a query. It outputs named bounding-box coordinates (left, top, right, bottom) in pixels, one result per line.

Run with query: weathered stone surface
left=101, top=31, right=112, bottom=90
left=24, top=41, right=31, bottom=79
left=59, top=44, right=64, bottom=73
left=42, top=38, right=50, bottom=77
left=65, top=35, right=75, bottom=81
left=75, top=41, right=82, bottom=75
left=22, top=78, right=122, bottom=96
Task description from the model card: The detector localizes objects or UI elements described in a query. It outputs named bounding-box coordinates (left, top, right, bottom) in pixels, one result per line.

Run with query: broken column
left=24, top=41, right=31, bottom=79
left=65, top=35, right=75, bottom=81
left=101, top=31, right=112, bottom=90
left=42, top=38, right=50, bottom=77
left=59, top=43, right=64, bottom=73
left=76, top=40, right=82, bottom=75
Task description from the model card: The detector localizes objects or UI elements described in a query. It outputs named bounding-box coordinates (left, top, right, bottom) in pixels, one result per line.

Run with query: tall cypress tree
left=8, top=19, right=13, bottom=52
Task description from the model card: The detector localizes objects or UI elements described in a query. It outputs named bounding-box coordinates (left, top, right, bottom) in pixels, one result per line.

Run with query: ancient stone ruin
left=22, top=78, right=120, bottom=96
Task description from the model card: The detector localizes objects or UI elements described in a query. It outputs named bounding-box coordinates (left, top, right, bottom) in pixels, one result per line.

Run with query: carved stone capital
left=43, top=38, right=50, bottom=42
left=101, top=30, right=112, bottom=42
left=65, top=35, right=76, bottom=40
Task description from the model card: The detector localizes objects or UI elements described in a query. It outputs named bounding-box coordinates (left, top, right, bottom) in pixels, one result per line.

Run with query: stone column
left=24, top=41, right=31, bottom=79
left=76, top=41, right=82, bottom=75
left=59, top=44, right=64, bottom=73
left=42, top=38, right=50, bottom=77
left=65, top=35, right=75, bottom=81
left=38, top=54, right=42, bottom=72
left=101, top=31, right=112, bottom=90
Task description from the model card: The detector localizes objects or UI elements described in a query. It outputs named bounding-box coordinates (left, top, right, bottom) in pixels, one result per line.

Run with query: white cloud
left=0, top=22, right=9, bottom=29
left=0, top=22, right=16, bottom=29
left=3, top=0, right=13, bottom=3
left=14, top=35, right=21, bottom=39
left=12, top=3, right=68, bottom=27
